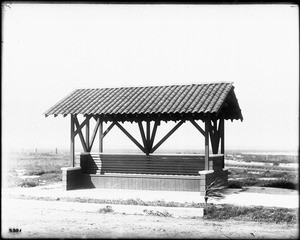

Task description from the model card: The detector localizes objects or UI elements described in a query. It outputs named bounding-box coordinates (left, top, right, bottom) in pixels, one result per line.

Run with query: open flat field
left=3, top=150, right=298, bottom=190
left=2, top=150, right=299, bottom=239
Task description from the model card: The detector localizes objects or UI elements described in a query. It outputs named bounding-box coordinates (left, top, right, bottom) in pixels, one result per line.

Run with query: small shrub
left=143, top=209, right=173, bottom=217
left=228, top=180, right=243, bottom=188
left=261, top=178, right=298, bottom=190
left=39, top=172, right=62, bottom=182
left=98, top=206, right=114, bottom=214
left=243, top=177, right=259, bottom=186
left=204, top=177, right=226, bottom=204
left=27, top=169, right=45, bottom=176
left=228, top=176, right=298, bottom=190
left=18, top=179, right=39, bottom=188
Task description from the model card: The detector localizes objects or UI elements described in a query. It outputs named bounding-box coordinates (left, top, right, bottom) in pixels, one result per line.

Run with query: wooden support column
left=85, top=117, right=90, bottom=151
left=99, top=121, right=103, bottom=153
left=146, top=121, right=151, bottom=154
left=210, top=119, right=221, bottom=154
left=70, top=115, right=75, bottom=167
left=149, top=121, right=158, bottom=150
left=220, top=116, right=225, bottom=168
left=138, top=121, right=156, bottom=155
left=204, top=117, right=210, bottom=170
left=138, top=121, right=148, bottom=155
left=88, top=118, right=101, bottom=152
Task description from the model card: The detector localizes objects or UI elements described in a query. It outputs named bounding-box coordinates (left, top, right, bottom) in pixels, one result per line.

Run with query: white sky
left=2, top=4, right=299, bottom=153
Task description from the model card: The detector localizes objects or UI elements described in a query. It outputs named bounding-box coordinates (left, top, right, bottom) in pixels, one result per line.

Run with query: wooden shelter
left=45, top=82, right=243, bottom=193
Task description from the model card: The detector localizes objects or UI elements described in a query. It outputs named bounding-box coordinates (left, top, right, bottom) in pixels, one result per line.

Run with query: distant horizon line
left=6, top=147, right=298, bottom=154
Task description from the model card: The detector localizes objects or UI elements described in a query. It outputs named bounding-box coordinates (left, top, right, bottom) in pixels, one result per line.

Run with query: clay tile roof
left=44, top=82, right=243, bottom=122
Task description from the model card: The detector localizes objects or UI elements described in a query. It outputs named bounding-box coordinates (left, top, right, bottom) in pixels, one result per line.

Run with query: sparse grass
left=27, top=169, right=60, bottom=176
left=204, top=204, right=298, bottom=224
left=228, top=169, right=298, bottom=190
left=16, top=195, right=203, bottom=208
left=39, top=172, right=62, bottom=182
left=228, top=169, right=294, bottom=179
left=228, top=177, right=298, bottom=190
left=13, top=194, right=298, bottom=224
left=6, top=152, right=68, bottom=187
left=7, top=151, right=298, bottom=190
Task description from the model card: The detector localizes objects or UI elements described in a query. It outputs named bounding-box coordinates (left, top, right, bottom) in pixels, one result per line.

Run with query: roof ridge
left=74, top=81, right=234, bottom=90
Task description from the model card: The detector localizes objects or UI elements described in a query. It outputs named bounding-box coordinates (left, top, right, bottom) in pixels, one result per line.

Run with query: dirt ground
left=2, top=181, right=299, bottom=239
left=2, top=197, right=298, bottom=239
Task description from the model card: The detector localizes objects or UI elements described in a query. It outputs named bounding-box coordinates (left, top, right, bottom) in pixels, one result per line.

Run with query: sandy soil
left=2, top=198, right=298, bottom=239
left=2, top=183, right=299, bottom=239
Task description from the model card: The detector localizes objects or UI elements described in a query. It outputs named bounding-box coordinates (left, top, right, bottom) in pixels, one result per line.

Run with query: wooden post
left=70, top=115, right=75, bottom=167
left=204, top=117, right=210, bottom=170
left=149, top=121, right=158, bottom=150
left=85, top=117, right=90, bottom=152
left=99, top=121, right=103, bottom=153
left=88, top=118, right=101, bottom=152
left=220, top=116, right=225, bottom=168
left=210, top=119, right=220, bottom=154
left=146, top=121, right=151, bottom=155
left=138, top=121, right=148, bottom=155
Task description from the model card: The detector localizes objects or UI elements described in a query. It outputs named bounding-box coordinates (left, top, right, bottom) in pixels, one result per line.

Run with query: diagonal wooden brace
left=151, top=120, right=184, bottom=153
left=73, top=115, right=89, bottom=152
left=114, top=121, right=146, bottom=153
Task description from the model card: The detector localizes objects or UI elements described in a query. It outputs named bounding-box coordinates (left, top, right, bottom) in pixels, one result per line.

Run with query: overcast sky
left=2, top=3, right=299, bottom=154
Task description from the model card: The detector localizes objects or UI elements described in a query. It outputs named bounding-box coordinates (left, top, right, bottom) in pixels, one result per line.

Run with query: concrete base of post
left=198, top=169, right=228, bottom=196
left=61, top=166, right=82, bottom=190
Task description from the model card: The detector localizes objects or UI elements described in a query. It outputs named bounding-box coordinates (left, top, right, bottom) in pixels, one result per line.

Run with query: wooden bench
left=78, top=153, right=206, bottom=175
left=74, top=153, right=226, bottom=192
